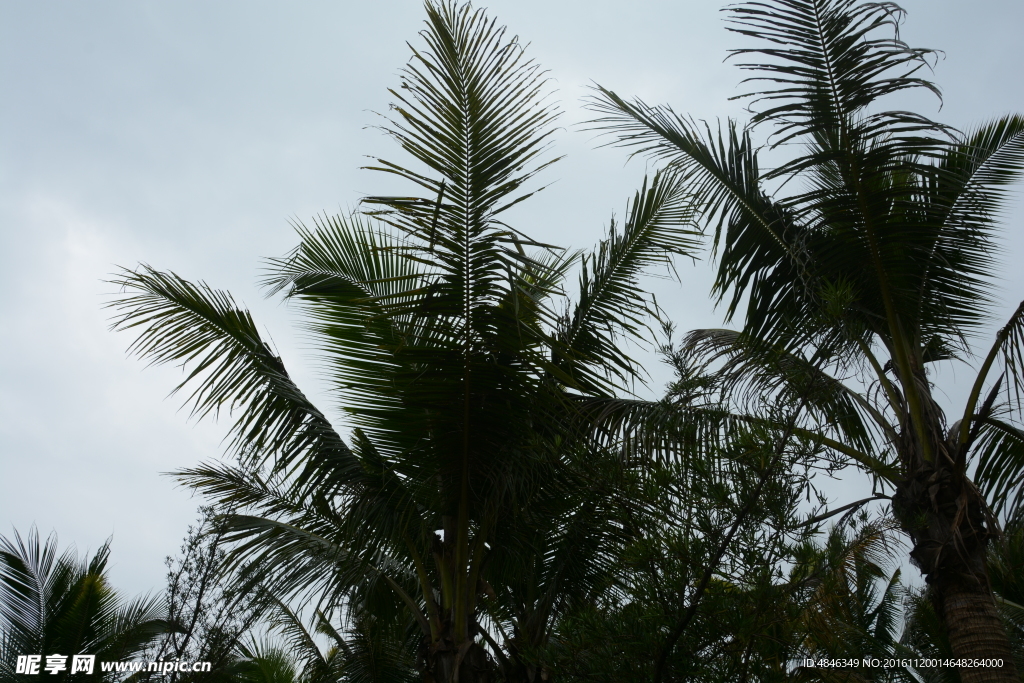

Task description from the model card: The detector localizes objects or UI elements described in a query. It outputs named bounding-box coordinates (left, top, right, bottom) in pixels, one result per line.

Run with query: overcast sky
left=2, top=0, right=1023, bottom=599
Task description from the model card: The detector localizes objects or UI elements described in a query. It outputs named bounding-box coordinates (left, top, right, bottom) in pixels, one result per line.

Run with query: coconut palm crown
left=592, top=0, right=1024, bottom=681
left=108, top=3, right=698, bottom=682
left=0, top=528, right=167, bottom=683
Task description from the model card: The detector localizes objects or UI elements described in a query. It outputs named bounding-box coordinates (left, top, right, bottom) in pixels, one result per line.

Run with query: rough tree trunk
left=420, top=630, right=494, bottom=683
left=895, top=440, right=1020, bottom=683
left=942, top=582, right=1019, bottom=682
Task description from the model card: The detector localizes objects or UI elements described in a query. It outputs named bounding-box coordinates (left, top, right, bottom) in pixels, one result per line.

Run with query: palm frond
left=973, top=417, right=1024, bottom=523
left=940, top=115, right=1024, bottom=223
left=573, top=395, right=742, bottom=465
left=227, top=514, right=426, bottom=635
left=0, top=528, right=167, bottom=676
left=791, top=516, right=905, bottom=657
left=960, top=301, right=1024, bottom=448
left=98, top=592, right=169, bottom=662
left=555, top=169, right=701, bottom=392
left=485, top=459, right=629, bottom=648
left=263, top=599, right=341, bottom=683
left=184, top=451, right=434, bottom=632
left=107, top=266, right=356, bottom=491
left=294, top=5, right=571, bottom=514
left=587, top=92, right=827, bottom=342
left=682, top=328, right=886, bottom=454
left=906, top=116, right=1024, bottom=348
left=334, top=610, right=419, bottom=683
left=236, top=638, right=299, bottom=683
left=262, top=214, right=433, bottom=459
left=264, top=212, right=424, bottom=307
left=363, top=0, right=560, bottom=283
left=0, top=527, right=62, bottom=654
left=724, top=0, right=946, bottom=148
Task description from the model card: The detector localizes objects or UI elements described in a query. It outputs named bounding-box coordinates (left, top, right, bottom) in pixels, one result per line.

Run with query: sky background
left=2, top=0, right=1023, bottom=599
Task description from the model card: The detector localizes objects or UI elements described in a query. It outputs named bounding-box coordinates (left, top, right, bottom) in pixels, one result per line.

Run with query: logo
left=15, top=655, right=95, bottom=675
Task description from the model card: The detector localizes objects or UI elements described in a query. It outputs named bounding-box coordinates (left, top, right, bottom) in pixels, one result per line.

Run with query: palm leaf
left=910, top=116, right=1024, bottom=348
left=363, top=0, right=560, bottom=303
left=960, top=301, right=1024, bottom=448
left=973, top=417, right=1024, bottom=522
left=0, top=529, right=167, bottom=680
left=725, top=0, right=946, bottom=150
left=262, top=600, right=341, bottom=683
left=334, top=610, right=419, bottom=683
left=573, top=395, right=741, bottom=466
left=587, top=92, right=828, bottom=345
left=98, top=592, right=168, bottom=663
left=108, top=266, right=357, bottom=492
left=236, top=638, right=299, bottom=683
left=262, top=214, right=432, bottom=459
left=555, top=169, right=701, bottom=392
left=0, top=527, right=63, bottom=655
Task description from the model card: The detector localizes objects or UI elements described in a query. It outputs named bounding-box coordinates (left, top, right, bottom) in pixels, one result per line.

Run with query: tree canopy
left=97, top=1, right=1024, bottom=682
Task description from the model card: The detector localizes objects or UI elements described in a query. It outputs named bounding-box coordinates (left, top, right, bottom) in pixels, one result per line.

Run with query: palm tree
left=788, top=516, right=914, bottom=683
left=243, top=599, right=418, bottom=683
left=592, top=0, right=1024, bottom=680
left=901, top=517, right=1024, bottom=682
left=108, top=2, right=698, bottom=681
left=0, top=527, right=167, bottom=682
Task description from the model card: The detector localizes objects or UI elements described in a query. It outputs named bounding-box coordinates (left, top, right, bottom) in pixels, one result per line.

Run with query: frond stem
left=958, top=300, right=1024, bottom=447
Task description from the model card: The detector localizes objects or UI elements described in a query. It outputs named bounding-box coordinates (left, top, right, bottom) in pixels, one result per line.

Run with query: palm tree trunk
left=940, top=580, right=1019, bottom=683
left=896, top=448, right=1020, bottom=683
left=420, top=620, right=494, bottom=683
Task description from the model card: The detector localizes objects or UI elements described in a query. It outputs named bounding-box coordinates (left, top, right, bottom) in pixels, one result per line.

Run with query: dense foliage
left=591, top=0, right=1024, bottom=679
left=66, top=0, right=1024, bottom=682
left=0, top=529, right=167, bottom=683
